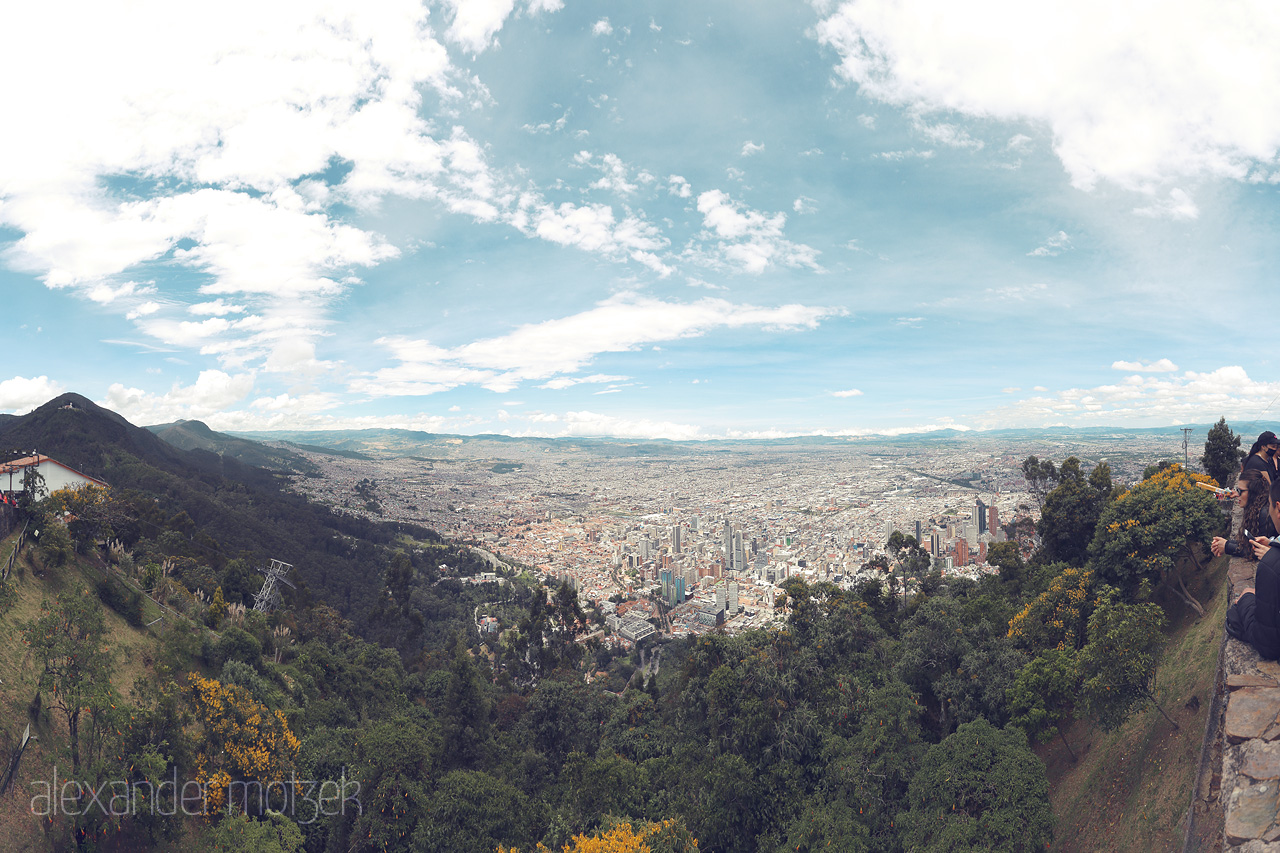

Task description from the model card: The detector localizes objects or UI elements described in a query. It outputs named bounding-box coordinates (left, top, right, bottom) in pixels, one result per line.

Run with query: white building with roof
left=0, top=455, right=108, bottom=499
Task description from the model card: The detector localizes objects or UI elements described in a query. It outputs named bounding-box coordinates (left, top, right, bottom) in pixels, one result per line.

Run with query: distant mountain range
left=228, top=422, right=1238, bottom=459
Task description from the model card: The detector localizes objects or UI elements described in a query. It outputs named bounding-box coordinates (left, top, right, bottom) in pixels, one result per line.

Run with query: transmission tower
left=253, top=559, right=296, bottom=613
left=1181, top=427, right=1194, bottom=470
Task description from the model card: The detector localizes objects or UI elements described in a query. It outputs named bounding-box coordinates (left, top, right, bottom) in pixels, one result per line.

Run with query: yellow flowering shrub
left=1007, top=568, right=1094, bottom=652
left=187, top=673, right=301, bottom=815
left=498, top=818, right=698, bottom=852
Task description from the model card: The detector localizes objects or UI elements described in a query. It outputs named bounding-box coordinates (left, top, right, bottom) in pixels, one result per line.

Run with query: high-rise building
left=727, top=581, right=739, bottom=613
left=914, top=520, right=923, bottom=543
left=988, top=506, right=1000, bottom=535
left=975, top=499, right=987, bottom=534
left=671, top=525, right=683, bottom=554
left=955, top=539, right=969, bottom=566
left=660, top=569, right=672, bottom=601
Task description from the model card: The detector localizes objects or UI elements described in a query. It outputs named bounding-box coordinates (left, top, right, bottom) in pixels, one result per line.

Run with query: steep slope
left=0, top=393, right=456, bottom=620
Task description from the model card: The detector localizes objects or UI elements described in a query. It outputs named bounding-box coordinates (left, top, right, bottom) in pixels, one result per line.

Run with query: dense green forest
left=0, top=396, right=1231, bottom=851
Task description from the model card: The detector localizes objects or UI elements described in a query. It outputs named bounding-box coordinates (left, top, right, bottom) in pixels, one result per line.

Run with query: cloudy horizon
left=4, top=0, right=1279, bottom=440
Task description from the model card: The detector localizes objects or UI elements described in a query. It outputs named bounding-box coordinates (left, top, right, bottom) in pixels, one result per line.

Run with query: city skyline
left=4, top=1, right=1280, bottom=439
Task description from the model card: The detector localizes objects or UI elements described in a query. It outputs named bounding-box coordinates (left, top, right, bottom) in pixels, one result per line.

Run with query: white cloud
left=0, top=376, right=65, bottom=413
left=691, top=190, right=821, bottom=274
left=577, top=151, right=639, bottom=194
left=0, top=0, right=584, bottom=380
left=668, top=175, right=693, bottom=198
left=981, top=366, right=1280, bottom=428
left=741, top=141, right=765, bottom=156
left=857, top=114, right=876, bottom=130
left=98, top=370, right=255, bottom=424
left=814, top=0, right=1280, bottom=193
left=355, top=292, right=841, bottom=396
left=911, top=117, right=983, bottom=151
left=1112, top=358, right=1178, bottom=373
left=528, top=410, right=703, bottom=441
left=126, top=301, right=162, bottom=320
left=793, top=196, right=817, bottom=214
left=985, top=283, right=1047, bottom=300
left=189, top=299, right=245, bottom=316
left=832, top=388, right=863, bottom=398
left=1027, top=231, right=1071, bottom=257
left=876, top=149, right=934, bottom=161
left=524, top=200, right=672, bottom=275
left=538, top=373, right=629, bottom=390
left=1133, top=188, right=1200, bottom=221
left=1006, top=134, right=1033, bottom=153
left=592, top=18, right=613, bottom=36
left=1002, top=387, right=1021, bottom=393
left=443, top=0, right=563, bottom=54
left=85, top=281, right=153, bottom=304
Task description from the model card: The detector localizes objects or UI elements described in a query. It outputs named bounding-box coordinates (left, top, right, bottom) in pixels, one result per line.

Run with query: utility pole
left=253, top=559, right=296, bottom=612
left=1181, top=428, right=1194, bottom=470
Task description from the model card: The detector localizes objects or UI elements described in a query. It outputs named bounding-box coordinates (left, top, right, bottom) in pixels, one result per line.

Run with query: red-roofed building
left=0, top=455, right=108, bottom=499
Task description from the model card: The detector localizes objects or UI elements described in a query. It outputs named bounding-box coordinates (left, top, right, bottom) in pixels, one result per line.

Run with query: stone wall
left=1221, top=546, right=1280, bottom=849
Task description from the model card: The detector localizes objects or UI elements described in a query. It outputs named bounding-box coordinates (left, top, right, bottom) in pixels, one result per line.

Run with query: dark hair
left=1248, top=431, right=1280, bottom=458
left=1239, top=470, right=1273, bottom=557
left=1270, top=473, right=1280, bottom=508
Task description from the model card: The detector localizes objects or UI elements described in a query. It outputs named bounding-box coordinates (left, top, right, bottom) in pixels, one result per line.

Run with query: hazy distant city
left=265, top=427, right=1194, bottom=642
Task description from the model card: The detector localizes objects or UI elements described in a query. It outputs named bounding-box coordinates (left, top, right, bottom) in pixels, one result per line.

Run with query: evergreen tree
left=1202, top=416, right=1245, bottom=487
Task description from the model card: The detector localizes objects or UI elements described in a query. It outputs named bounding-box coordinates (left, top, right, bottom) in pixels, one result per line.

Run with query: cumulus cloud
left=98, top=370, right=255, bottom=424
left=0, top=376, right=65, bottom=413
left=592, top=18, right=613, bottom=36
left=354, top=292, right=841, bottom=396
left=443, top=0, right=564, bottom=54
left=980, top=365, right=1275, bottom=428
left=1027, top=231, right=1071, bottom=257
left=741, top=141, right=765, bottom=156
left=668, top=175, right=693, bottom=198
left=522, top=200, right=672, bottom=275
left=690, top=190, right=821, bottom=274
left=576, top=151, right=639, bottom=194
left=1112, top=358, right=1178, bottom=373
left=813, top=0, right=1280, bottom=193
left=0, top=0, right=582, bottom=385
left=831, top=388, right=863, bottom=397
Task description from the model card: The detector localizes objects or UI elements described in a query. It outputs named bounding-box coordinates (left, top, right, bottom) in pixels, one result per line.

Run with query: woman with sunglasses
left=1212, top=469, right=1276, bottom=559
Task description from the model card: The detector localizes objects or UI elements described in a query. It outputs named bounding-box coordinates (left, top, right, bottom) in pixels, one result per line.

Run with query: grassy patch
left=1044, top=555, right=1227, bottom=852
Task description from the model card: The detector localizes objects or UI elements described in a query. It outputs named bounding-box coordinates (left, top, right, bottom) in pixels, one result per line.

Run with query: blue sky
left=3, top=0, right=1280, bottom=439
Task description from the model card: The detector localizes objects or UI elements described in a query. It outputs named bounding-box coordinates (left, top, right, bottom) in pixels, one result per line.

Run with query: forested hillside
left=0, top=401, right=1231, bottom=851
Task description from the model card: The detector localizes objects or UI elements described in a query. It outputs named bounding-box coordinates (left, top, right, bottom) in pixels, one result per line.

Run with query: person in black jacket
left=1225, top=476, right=1280, bottom=659
left=1212, top=470, right=1278, bottom=560
left=1242, top=431, right=1280, bottom=483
